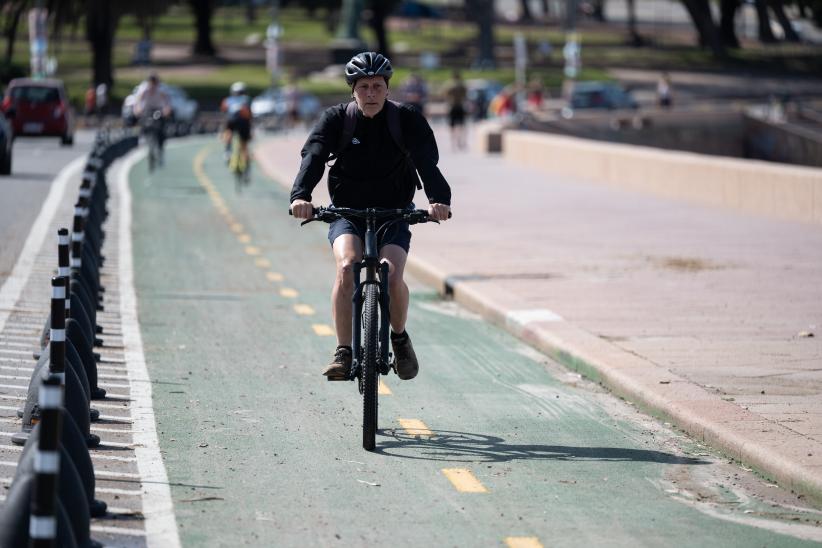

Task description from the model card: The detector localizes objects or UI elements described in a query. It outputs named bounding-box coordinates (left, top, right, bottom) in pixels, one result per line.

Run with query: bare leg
left=332, top=235, right=363, bottom=346
left=379, top=244, right=409, bottom=333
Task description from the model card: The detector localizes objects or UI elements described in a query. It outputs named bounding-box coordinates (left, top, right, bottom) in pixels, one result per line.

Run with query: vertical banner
left=28, top=8, right=49, bottom=79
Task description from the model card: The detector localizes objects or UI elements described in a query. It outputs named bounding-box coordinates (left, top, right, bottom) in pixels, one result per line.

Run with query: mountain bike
left=228, top=134, right=250, bottom=191
left=295, top=206, right=444, bottom=451
left=142, top=110, right=165, bottom=172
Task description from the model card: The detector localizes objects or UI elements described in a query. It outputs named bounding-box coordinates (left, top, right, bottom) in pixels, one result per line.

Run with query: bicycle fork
left=350, top=260, right=391, bottom=379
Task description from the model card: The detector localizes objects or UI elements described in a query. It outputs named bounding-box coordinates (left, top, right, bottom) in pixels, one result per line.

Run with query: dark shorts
left=328, top=216, right=412, bottom=253
left=448, top=104, right=466, bottom=127
left=227, top=117, right=251, bottom=141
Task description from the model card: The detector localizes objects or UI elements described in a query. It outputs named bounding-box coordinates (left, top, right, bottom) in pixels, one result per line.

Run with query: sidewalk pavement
left=253, top=126, right=822, bottom=504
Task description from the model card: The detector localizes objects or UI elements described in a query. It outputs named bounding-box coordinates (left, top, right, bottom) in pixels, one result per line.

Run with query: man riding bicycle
left=221, top=81, right=253, bottom=170
left=290, top=52, right=452, bottom=381
left=133, top=73, right=172, bottom=164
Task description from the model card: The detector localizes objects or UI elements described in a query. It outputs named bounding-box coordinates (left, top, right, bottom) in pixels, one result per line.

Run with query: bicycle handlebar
left=289, top=206, right=451, bottom=226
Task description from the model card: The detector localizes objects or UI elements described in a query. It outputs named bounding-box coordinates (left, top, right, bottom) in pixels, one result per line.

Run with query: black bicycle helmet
left=345, top=52, right=393, bottom=86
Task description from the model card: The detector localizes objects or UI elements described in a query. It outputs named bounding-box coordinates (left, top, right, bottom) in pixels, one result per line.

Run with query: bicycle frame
left=350, top=211, right=392, bottom=381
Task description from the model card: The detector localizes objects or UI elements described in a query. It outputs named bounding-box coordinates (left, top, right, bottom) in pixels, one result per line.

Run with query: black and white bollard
left=14, top=277, right=99, bottom=447
left=29, top=375, right=63, bottom=548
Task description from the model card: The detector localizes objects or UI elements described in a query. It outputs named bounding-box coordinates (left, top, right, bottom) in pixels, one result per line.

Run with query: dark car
left=563, top=82, right=638, bottom=118
left=0, top=112, right=12, bottom=175
left=1, top=78, right=74, bottom=145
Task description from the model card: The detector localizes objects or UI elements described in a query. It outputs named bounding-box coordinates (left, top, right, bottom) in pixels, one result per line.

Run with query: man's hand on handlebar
left=428, top=203, right=451, bottom=222
left=290, top=199, right=314, bottom=220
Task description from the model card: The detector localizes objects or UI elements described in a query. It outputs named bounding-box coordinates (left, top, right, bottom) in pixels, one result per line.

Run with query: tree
left=85, top=0, right=118, bottom=88
left=366, top=0, right=399, bottom=57
left=680, top=0, right=727, bottom=57
left=719, top=0, right=740, bottom=47
left=466, top=0, right=496, bottom=68
left=190, top=0, right=217, bottom=56
left=519, top=0, right=533, bottom=21
left=2, top=0, right=29, bottom=68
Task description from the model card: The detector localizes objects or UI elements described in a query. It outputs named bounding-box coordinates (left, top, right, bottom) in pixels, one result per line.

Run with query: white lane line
left=96, top=487, right=143, bottom=496
left=0, top=342, right=30, bottom=348
left=0, top=395, right=24, bottom=401
left=91, top=426, right=134, bottom=434
left=118, top=148, right=181, bottom=548
left=98, top=381, right=130, bottom=389
left=91, top=525, right=146, bottom=537
left=0, top=445, right=140, bottom=462
left=0, top=170, right=86, bottom=331
left=0, top=383, right=26, bottom=391
left=93, top=470, right=141, bottom=480
left=0, top=349, right=33, bottom=356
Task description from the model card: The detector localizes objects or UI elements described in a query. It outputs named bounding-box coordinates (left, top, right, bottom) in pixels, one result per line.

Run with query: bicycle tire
left=362, top=283, right=379, bottom=451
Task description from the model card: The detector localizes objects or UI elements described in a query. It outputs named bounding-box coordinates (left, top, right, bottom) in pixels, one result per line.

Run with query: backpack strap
left=328, top=101, right=359, bottom=164
left=386, top=100, right=422, bottom=190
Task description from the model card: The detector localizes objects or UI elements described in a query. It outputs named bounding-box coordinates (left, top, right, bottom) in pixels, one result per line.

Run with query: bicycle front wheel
left=362, top=283, right=379, bottom=451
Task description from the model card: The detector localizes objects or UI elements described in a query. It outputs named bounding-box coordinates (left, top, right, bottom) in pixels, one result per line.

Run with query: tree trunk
left=681, top=0, right=727, bottom=57
left=520, top=0, right=533, bottom=21
left=368, top=1, right=390, bottom=57
left=246, top=0, right=257, bottom=24
left=466, top=0, right=496, bottom=68
left=86, top=0, right=116, bottom=88
left=626, top=0, right=643, bottom=45
left=753, top=0, right=777, bottom=42
left=540, top=0, right=549, bottom=17
left=769, top=0, right=800, bottom=41
left=190, top=0, right=217, bottom=56
left=4, top=3, right=26, bottom=67
left=719, top=0, right=740, bottom=47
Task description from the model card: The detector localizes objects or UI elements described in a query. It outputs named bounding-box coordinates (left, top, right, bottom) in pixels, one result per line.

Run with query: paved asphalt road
left=0, top=131, right=93, bottom=286
left=122, top=137, right=822, bottom=546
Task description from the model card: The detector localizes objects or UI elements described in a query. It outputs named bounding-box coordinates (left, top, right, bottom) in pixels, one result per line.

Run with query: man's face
left=353, top=76, right=388, bottom=118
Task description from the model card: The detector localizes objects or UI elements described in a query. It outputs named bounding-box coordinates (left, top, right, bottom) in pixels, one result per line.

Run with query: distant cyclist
left=290, top=52, right=452, bottom=381
left=133, top=73, right=172, bottom=164
left=221, top=81, right=253, bottom=167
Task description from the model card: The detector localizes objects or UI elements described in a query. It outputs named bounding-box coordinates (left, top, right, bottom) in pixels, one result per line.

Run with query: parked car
left=563, top=81, right=638, bottom=118
left=1, top=78, right=74, bottom=145
left=251, top=88, right=321, bottom=127
left=122, top=82, right=199, bottom=134
left=0, top=112, right=13, bottom=175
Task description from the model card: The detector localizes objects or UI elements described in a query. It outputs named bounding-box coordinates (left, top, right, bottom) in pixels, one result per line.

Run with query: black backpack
left=330, top=100, right=422, bottom=192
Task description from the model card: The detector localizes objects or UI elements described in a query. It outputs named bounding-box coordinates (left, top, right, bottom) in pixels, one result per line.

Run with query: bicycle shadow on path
left=374, top=429, right=709, bottom=466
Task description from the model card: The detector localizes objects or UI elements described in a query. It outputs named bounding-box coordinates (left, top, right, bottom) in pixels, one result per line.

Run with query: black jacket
left=290, top=102, right=452, bottom=209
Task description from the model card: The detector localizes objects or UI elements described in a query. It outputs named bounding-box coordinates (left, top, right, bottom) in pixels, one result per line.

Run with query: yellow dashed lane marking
left=378, top=379, right=392, bottom=395
left=441, top=468, right=488, bottom=493
left=312, top=324, right=334, bottom=336
left=245, top=246, right=260, bottom=256
left=230, top=223, right=244, bottom=234
left=505, top=538, right=543, bottom=548
left=237, top=234, right=251, bottom=243
left=398, top=418, right=432, bottom=437
left=255, top=258, right=271, bottom=268
left=280, top=288, right=298, bottom=298
left=293, top=304, right=315, bottom=315
left=266, top=271, right=284, bottom=282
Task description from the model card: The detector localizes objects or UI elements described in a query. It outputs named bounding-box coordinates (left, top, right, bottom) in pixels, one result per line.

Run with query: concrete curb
left=405, top=254, right=822, bottom=505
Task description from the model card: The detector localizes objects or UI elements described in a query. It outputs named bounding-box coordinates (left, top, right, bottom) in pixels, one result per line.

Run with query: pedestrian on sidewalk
left=657, top=72, right=673, bottom=109
left=443, top=69, right=468, bottom=151
left=289, top=51, right=452, bottom=381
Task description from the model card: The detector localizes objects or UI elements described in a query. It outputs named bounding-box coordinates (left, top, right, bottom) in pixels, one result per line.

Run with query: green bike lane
left=127, top=138, right=821, bottom=547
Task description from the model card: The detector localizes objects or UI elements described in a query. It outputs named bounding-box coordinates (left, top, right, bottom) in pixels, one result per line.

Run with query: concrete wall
left=745, top=116, right=822, bottom=168
left=501, top=130, right=822, bottom=225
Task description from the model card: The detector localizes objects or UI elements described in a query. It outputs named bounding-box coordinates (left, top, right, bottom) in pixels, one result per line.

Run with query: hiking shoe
left=323, top=346, right=352, bottom=378
left=391, top=331, right=419, bottom=380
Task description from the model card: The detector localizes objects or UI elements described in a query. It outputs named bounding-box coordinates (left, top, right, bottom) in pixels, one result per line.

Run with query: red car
left=2, top=78, right=74, bottom=145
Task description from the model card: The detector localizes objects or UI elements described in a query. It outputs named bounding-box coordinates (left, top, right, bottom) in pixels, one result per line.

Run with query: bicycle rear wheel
left=362, top=283, right=379, bottom=451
